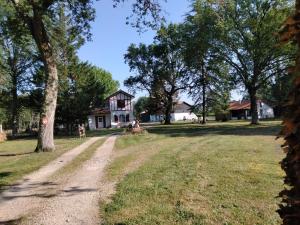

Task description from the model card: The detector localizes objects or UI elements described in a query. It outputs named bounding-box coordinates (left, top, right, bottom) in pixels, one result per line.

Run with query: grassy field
left=102, top=121, right=284, bottom=225
left=0, top=137, right=87, bottom=190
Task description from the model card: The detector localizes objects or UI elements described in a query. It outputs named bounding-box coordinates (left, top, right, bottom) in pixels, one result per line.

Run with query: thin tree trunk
left=11, top=73, right=18, bottom=136
left=30, top=12, right=58, bottom=152
left=202, top=63, right=206, bottom=124
left=249, top=88, right=259, bottom=125
left=202, top=77, right=206, bottom=124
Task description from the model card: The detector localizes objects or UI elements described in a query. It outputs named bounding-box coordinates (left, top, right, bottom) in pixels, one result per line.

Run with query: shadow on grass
left=146, top=122, right=281, bottom=137
left=0, top=172, right=12, bottom=179
left=0, top=152, right=34, bottom=157
left=0, top=218, right=23, bottom=225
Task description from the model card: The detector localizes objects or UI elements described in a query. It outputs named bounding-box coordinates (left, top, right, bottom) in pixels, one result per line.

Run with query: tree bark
left=11, top=72, right=19, bottom=136
left=30, top=11, right=58, bottom=152
left=249, top=88, right=259, bottom=125
left=164, top=96, right=173, bottom=125
left=278, top=1, right=300, bottom=223
left=202, top=77, right=206, bottom=124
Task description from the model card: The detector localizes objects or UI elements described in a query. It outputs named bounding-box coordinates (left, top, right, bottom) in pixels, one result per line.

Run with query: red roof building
left=228, top=100, right=274, bottom=120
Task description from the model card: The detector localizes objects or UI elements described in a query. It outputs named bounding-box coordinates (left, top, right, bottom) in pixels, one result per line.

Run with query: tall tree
left=2, top=0, right=164, bottom=151
left=213, top=0, right=293, bottom=124
left=0, top=16, right=38, bottom=136
left=125, top=24, right=190, bottom=124
left=183, top=0, right=223, bottom=124
left=277, top=0, right=300, bottom=223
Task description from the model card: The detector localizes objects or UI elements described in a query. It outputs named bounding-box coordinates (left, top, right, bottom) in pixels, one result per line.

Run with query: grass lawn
left=0, top=137, right=87, bottom=190
left=102, top=121, right=284, bottom=225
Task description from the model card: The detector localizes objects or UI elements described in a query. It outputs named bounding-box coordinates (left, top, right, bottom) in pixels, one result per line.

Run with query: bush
left=215, top=111, right=230, bottom=122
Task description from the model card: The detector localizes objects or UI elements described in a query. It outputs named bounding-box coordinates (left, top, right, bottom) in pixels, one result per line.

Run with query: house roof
left=229, top=100, right=266, bottom=111
left=105, top=89, right=134, bottom=100
left=91, top=108, right=111, bottom=115
left=229, top=101, right=251, bottom=110
left=173, top=101, right=192, bottom=111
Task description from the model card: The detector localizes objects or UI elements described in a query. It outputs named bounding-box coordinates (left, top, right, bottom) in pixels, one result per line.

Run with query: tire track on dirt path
left=21, top=135, right=117, bottom=225
left=0, top=137, right=103, bottom=223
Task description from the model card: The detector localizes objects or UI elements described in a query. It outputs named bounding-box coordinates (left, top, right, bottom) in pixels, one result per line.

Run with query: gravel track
left=21, top=135, right=117, bottom=225
left=0, top=136, right=103, bottom=223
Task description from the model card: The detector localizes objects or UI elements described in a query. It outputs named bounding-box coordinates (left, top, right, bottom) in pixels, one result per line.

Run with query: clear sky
left=78, top=1, right=240, bottom=103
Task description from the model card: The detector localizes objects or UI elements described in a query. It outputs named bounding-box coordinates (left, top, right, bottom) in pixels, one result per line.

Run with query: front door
left=97, top=116, right=104, bottom=128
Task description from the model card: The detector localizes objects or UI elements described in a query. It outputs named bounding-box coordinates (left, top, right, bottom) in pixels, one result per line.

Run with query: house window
left=98, top=117, right=103, bottom=122
left=120, top=114, right=125, bottom=122
left=117, top=100, right=125, bottom=109
left=114, top=115, right=118, bottom=122
left=126, top=114, right=130, bottom=122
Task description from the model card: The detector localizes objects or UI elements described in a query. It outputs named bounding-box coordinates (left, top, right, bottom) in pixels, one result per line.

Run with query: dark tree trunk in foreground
left=30, top=12, right=58, bottom=152
left=278, top=1, right=300, bottom=223
left=249, top=88, right=259, bottom=125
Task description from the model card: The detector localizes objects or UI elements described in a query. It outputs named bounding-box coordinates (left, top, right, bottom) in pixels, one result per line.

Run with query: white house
left=229, top=100, right=274, bottom=120
left=87, top=90, right=134, bottom=129
left=150, top=101, right=198, bottom=122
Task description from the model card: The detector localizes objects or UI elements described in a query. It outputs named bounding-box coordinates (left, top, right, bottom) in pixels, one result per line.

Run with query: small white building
left=87, top=90, right=134, bottom=129
left=229, top=100, right=274, bottom=120
left=150, top=101, right=198, bottom=122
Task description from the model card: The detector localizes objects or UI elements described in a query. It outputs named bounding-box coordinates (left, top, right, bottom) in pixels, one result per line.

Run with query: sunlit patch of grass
left=101, top=121, right=283, bottom=225
left=0, top=137, right=86, bottom=190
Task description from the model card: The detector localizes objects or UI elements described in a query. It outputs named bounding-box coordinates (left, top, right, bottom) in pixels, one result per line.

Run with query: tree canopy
left=125, top=24, right=190, bottom=124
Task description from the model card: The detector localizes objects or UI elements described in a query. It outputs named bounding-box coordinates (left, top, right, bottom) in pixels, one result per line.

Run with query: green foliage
left=113, top=0, right=165, bottom=31
left=258, top=72, right=293, bottom=117
left=125, top=24, right=189, bottom=124
left=134, top=97, right=150, bottom=118
left=211, top=0, right=294, bottom=123
left=0, top=108, right=7, bottom=124
left=56, top=62, right=119, bottom=129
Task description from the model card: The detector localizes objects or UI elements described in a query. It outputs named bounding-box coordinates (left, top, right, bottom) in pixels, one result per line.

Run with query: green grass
left=102, top=120, right=284, bottom=225
left=0, top=137, right=87, bottom=190
left=87, top=128, right=124, bottom=137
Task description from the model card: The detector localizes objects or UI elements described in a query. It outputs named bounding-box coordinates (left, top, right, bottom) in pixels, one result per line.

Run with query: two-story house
left=87, top=90, right=134, bottom=129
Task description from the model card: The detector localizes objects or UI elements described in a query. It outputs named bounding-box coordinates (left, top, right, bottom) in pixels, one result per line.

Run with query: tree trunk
left=249, top=88, right=259, bottom=125
left=11, top=73, right=18, bottom=136
left=202, top=78, right=206, bottom=124
left=30, top=12, right=58, bottom=152
left=278, top=1, right=300, bottom=223
left=164, top=97, right=173, bottom=125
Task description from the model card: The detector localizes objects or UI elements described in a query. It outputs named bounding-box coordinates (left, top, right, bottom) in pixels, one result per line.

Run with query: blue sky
left=78, top=1, right=240, bottom=103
